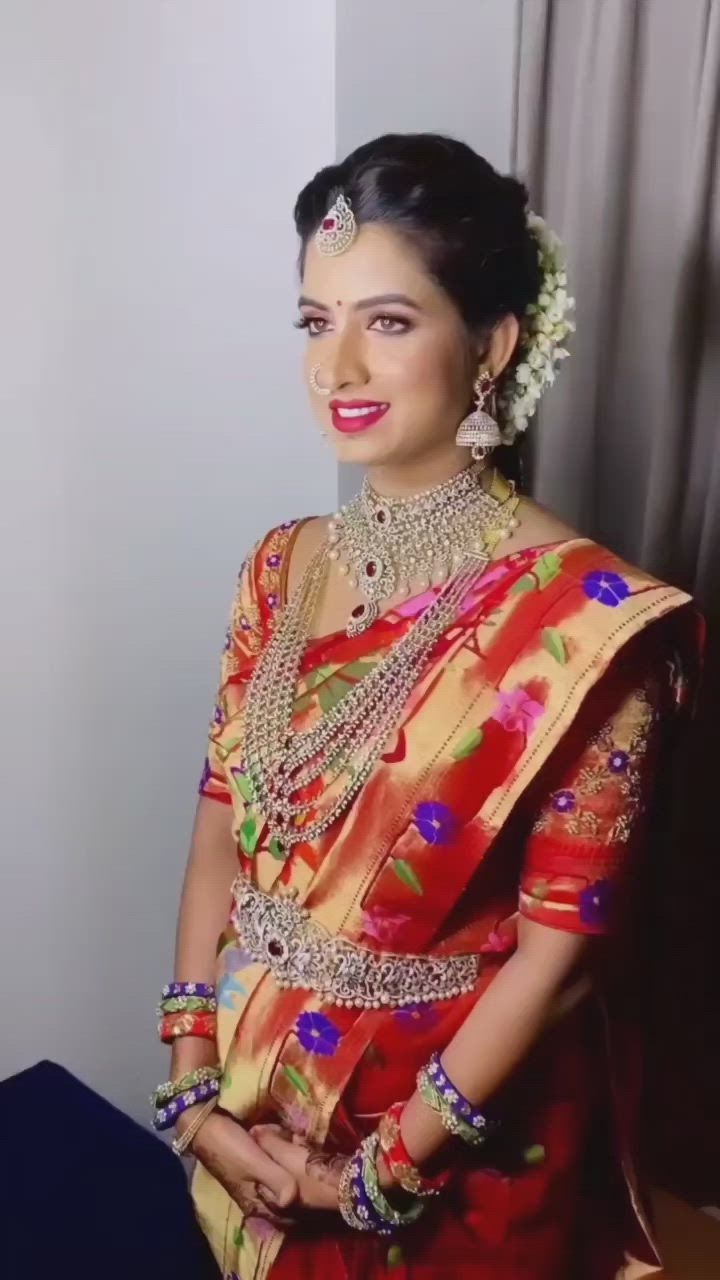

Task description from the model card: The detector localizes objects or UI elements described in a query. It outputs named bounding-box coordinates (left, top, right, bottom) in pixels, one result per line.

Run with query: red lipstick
left=329, top=399, right=390, bottom=434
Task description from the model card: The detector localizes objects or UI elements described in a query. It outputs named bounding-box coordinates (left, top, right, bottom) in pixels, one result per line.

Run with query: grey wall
left=336, top=0, right=520, bottom=500
left=0, top=1, right=518, bottom=1120
left=0, top=1, right=336, bottom=1118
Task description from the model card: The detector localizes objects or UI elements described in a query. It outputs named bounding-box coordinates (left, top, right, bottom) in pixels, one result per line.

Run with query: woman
left=156, top=134, right=699, bottom=1280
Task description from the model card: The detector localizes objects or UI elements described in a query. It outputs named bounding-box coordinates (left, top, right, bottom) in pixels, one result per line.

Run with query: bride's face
left=298, top=223, right=477, bottom=469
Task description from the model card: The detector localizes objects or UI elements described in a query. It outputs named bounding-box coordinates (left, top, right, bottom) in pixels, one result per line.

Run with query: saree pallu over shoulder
left=194, top=528, right=697, bottom=1280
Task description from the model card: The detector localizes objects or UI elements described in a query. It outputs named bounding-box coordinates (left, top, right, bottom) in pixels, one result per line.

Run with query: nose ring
left=309, top=365, right=331, bottom=397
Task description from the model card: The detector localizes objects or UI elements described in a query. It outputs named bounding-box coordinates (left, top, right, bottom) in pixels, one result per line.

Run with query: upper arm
left=198, top=542, right=263, bottom=805
left=519, top=669, right=663, bottom=937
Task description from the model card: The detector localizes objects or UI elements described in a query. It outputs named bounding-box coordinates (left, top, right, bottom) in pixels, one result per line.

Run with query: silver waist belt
left=230, top=875, right=481, bottom=1010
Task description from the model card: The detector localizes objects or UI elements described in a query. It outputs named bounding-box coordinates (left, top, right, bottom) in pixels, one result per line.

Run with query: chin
left=330, top=426, right=410, bottom=467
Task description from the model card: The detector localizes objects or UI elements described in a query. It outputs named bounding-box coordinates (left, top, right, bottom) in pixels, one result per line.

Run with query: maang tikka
left=455, top=370, right=503, bottom=463
left=315, top=194, right=358, bottom=256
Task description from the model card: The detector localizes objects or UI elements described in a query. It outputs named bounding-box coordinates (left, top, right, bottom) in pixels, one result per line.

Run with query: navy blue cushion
left=0, top=1061, right=221, bottom=1280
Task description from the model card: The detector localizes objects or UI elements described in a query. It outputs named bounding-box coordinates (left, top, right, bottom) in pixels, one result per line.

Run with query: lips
left=329, top=399, right=390, bottom=434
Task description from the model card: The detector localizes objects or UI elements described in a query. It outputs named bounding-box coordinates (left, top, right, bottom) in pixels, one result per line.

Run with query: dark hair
left=293, top=132, right=541, bottom=336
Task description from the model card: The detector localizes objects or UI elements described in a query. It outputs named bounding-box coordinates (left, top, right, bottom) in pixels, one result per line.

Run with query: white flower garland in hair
left=496, top=211, right=575, bottom=444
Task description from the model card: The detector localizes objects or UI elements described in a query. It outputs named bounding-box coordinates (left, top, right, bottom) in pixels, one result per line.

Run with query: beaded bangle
left=378, top=1102, right=450, bottom=1197
left=426, top=1052, right=494, bottom=1139
left=338, top=1150, right=369, bottom=1232
left=172, top=1097, right=218, bottom=1157
left=153, top=1078, right=220, bottom=1131
left=417, top=1065, right=491, bottom=1147
left=158, top=1011, right=217, bottom=1044
left=157, top=996, right=218, bottom=1016
left=360, top=1132, right=425, bottom=1229
left=162, top=982, right=216, bottom=1000
left=152, top=1065, right=222, bottom=1108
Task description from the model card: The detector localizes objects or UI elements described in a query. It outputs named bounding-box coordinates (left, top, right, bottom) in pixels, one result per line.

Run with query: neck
left=366, top=444, right=473, bottom=499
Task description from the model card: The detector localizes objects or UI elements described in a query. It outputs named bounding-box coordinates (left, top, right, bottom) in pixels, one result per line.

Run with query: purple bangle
left=161, top=982, right=216, bottom=1000
left=350, top=1151, right=394, bottom=1236
left=153, top=1078, right=220, bottom=1131
left=427, top=1052, right=495, bottom=1137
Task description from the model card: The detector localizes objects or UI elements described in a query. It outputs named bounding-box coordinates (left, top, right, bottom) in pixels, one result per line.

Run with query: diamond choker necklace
left=327, top=463, right=519, bottom=636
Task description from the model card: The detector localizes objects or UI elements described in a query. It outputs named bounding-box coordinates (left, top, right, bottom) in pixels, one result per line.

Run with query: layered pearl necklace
left=242, top=466, right=520, bottom=852
left=328, top=463, right=519, bottom=636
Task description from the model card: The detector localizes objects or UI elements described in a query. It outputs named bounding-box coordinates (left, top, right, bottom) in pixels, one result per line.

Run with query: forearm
left=398, top=922, right=587, bottom=1167
left=171, top=796, right=238, bottom=1076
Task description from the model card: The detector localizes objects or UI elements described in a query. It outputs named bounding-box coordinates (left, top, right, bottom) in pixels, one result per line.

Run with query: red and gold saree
left=194, top=516, right=698, bottom=1280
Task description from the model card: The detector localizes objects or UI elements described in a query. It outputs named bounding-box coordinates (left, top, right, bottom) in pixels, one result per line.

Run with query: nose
left=324, top=323, right=370, bottom=393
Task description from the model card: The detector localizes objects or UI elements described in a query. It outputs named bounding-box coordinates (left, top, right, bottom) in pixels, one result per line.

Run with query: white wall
left=336, top=0, right=520, bottom=501
left=0, top=0, right=518, bottom=1122
left=0, top=2, right=336, bottom=1118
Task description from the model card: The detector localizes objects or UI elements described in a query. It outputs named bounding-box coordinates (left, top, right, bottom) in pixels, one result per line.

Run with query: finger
left=253, top=1128, right=309, bottom=1180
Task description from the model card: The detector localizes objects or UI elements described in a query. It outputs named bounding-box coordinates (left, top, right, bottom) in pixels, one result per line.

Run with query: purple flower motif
left=223, top=627, right=232, bottom=652
left=609, top=750, right=629, bottom=774
left=280, top=518, right=297, bottom=530
left=414, top=800, right=459, bottom=845
left=579, top=880, right=613, bottom=927
left=552, top=789, right=576, bottom=814
left=239, top=615, right=253, bottom=631
left=582, top=570, right=631, bottom=608
left=266, top=553, right=282, bottom=569
left=198, top=757, right=211, bottom=793
left=393, top=1003, right=439, bottom=1031
left=295, top=1010, right=342, bottom=1057
left=266, top=593, right=279, bottom=610
left=213, top=703, right=224, bottom=726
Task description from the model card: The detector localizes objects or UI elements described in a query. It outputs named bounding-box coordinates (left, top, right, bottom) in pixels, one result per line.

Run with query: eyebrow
left=297, top=292, right=422, bottom=313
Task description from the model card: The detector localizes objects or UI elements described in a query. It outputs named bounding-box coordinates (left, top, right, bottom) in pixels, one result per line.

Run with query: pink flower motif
left=492, top=687, right=545, bottom=735
left=480, top=930, right=516, bottom=956
left=361, top=908, right=412, bottom=945
left=246, top=1216, right=277, bottom=1242
left=282, top=1102, right=312, bottom=1138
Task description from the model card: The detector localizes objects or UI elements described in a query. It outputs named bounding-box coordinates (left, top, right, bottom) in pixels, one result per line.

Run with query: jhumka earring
left=314, top=194, right=358, bottom=257
left=455, top=370, right=503, bottom=464
left=309, top=365, right=331, bottom=397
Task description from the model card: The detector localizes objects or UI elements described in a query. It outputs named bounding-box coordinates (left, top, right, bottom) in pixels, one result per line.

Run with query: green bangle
left=417, top=1069, right=486, bottom=1147
left=360, top=1133, right=425, bottom=1228
left=157, top=995, right=218, bottom=1015
left=151, top=1065, right=222, bottom=1107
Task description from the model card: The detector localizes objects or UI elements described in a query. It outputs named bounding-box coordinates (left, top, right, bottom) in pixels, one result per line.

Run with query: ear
left=476, top=314, right=520, bottom=379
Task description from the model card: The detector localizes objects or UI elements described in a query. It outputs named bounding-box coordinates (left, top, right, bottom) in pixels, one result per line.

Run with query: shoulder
left=234, top=514, right=328, bottom=612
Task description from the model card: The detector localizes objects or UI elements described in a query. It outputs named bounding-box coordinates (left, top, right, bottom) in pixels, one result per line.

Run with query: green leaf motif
left=283, top=1064, right=311, bottom=1097
left=233, top=771, right=255, bottom=803
left=393, top=859, right=424, bottom=896
left=240, top=816, right=259, bottom=856
left=452, top=726, right=485, bottom=760
left=535, top=552, right=562, bottom=590
left=511, top=574, right=536, bottom=596
left=223, top=1071, right=232, bottom=1088
left=542, top=627, right=567, bottom=665
left=524, top=1143, right=546, bottom=1166
left=233, top=1226, right=245, bottom=1249
left=531, top=881, right=550, bottom=901
left=217, top=736, right=242, bottom=761
left=268, top=836, right=288, bottom=861
left=340, top=659, right=378, bottom=679
left=318, top=677, right=351, bottom=714
left=387, top=1244, right=404, bottom=1269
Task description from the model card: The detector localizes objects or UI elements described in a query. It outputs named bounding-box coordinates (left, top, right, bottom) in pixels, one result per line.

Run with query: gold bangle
left=171, top=1097, right=218, bottom=1157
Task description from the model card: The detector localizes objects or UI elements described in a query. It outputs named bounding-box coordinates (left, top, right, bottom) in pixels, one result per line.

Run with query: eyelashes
left=293, top=314, right=413, bottom=337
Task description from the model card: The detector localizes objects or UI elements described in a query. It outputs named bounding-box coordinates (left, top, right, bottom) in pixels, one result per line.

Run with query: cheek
left=382, top=335, right=462, bottom=400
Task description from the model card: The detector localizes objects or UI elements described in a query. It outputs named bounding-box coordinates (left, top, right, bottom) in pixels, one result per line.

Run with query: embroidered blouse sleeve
left=198, top=541, right=263, bottom=805
left=519, top=672, right=663, bottom=935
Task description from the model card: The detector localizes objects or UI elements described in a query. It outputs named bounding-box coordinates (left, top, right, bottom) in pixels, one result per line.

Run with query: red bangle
left=378, top=1101, right=451, bottom=1197
left=159, top=1011, right=217, bottom=1044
